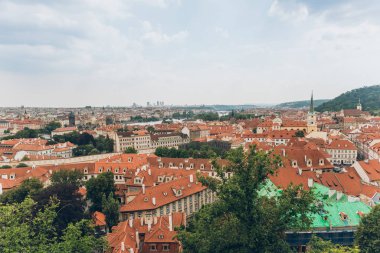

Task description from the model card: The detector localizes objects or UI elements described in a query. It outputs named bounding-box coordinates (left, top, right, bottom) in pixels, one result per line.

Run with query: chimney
left=169, top=213, right=173, bottom=231
left=135, top=231, right=140, bottom=248
left=307, top=178, right=314, bottom=188
left=148, top=169, right=151, bottom=175
left=152, top=197, right=156, bottom=206
left=282, top=149, right=286, bottom=156
left=121, top=242, right=125, bottom=252
left=189, top=174, right=194, bottom=183
left=140, top=218, right=143, bottom=226
left=336, top=191, right=343, bottom=201
left=129, top=217, right=133, bottom=228
left=142, top=184, right=145, bottom=194
left=298, top=168, right=302, bottom=176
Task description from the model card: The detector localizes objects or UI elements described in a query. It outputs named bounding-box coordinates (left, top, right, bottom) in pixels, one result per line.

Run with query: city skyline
left=1, top=0, right=380, bottom=107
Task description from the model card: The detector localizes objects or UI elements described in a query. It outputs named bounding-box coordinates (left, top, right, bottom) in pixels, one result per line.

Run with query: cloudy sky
left=1, top=0, right=380, bottom=107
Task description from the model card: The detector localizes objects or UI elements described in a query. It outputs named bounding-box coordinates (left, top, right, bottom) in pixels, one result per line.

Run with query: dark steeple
left=309, top=91, right=314, bottom=113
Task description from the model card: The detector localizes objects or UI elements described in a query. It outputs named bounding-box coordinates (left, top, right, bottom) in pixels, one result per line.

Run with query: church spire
left=310, top=91, right=314, bottom=113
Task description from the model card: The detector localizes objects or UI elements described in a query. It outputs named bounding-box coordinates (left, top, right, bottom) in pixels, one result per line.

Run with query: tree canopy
left=0, top=197, right=105, bottom=253
left=355, top=205, right=380, bottom=253
left=178, top=147, right=319, bottom=253
left=85, top=172, right=116, bottom=212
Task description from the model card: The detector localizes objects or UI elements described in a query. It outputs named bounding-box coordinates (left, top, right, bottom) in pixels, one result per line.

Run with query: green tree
left=0, top=165, right=12, bottom=169
left=355, top=205, right=380, bottom=253
left=52, top=220, right=106, bottom=253
left=307, top=236, right=360, bottom=253
left=0, top=197, right=104, bottom=253
left=178, top=147, right=318, bottom=253
left=86, top=172, right=116, bottom=212
left=51, top=170, right=84, bottom=188
left=124, top=147, right=138, bottom=154
left=32, top=183, right=86, bottom=237
left=42, top=121, right=62, bottom=134
left=294, top=130, right=305, bottom=138
left=101, top=193, right=119, bottom=229
left=0, top=178, right=43, bottom=204
left=16, top=162, right=28, bottom=168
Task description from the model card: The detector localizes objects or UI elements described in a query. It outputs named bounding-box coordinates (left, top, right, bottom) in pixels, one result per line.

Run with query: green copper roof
left=310, top=183, right=371, bottom=229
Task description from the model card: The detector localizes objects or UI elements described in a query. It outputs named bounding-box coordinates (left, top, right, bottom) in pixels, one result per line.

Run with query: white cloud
left=142, top=21, right=188, bottom=44
left=268, top=0, right=309, bottom=22
left=215, top=27, right=229, bottom=39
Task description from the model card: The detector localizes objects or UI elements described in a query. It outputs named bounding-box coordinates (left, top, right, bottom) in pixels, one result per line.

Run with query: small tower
left=68, top=111, right=75, bottom=126
left=356, top=98, right=362, bottom=111
left=307, top=91, right=317, bottom=133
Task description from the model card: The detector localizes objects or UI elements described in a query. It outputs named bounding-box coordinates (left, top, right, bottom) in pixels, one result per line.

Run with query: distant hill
left=275, top=99, right=330, bottom=109
left=316, top=85, right=380, bottom=113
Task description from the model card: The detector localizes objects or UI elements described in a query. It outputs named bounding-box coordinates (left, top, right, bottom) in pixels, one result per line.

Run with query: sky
left=1, top=0, right=380, bottom=107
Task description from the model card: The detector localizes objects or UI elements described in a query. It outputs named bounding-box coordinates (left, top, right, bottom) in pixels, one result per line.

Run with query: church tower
left=356, top=98, right=362, bottom=111
left=307, top=91, right=317, bottom=133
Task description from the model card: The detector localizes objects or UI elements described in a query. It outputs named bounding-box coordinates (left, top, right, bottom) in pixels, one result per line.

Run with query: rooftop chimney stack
left=142, top=184, right=146, bottom=194
left=189, top=174, right=194, bottom=183
left=121, top=242, right=125, bottom=252
left=169, top=213, right=173, bottom=231
left=308, top=178, right=314, bottom=188
left=148, top=169, right=151, bottom=175
left=152, top=197, right=156, bottom=206
left=129, top=217, right=133, bottom=228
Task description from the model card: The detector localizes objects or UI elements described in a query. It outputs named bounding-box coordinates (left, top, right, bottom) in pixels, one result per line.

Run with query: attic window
left=307, top=159, right=312, bottom=167
left=200, top=164, right=205, bottom=169
left=123, top=168, right=126, bottom=173
left=163, top=192, right=168, bottom=196
left=159, top=162, right=163, bottom=168
left=340, top=212, right=348, bottom=221
left=115, top=168, right=119, bottom=173
left=84, top=168, right=88, bottom=174
left=176, top=190, right=182, bottom=196
left=144, top=197, right=148, bottom=202
left=169, top=163, right=173, bottom=168
left=158, top=234, right=164, bottom=239
left=292, top=161, right=297, bottom=168
left=128, top=158, right=132, bottom=162
left=190, top=164, right=194, bottom=169
left=179, top=163, right=183, bottom=169
left=98, top=168, right=103, bottom=173
left=319, top=159, right=324, bottom=165
left=134, top=178, right=141, bottom=184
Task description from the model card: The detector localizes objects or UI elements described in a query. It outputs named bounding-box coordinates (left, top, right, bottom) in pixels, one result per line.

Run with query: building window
left=150, top=244, right=157, bottom=251
left=163, top=244, right=170, bottom=251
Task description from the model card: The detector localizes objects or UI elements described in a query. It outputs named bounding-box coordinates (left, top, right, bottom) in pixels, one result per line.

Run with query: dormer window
left=190, top=163, right=194, bottom=169
left=292, top=160, right=297, bottom=168
left=200, top=164, right=205, bottom=170
left=134, top=177, right=141, bottom=184
left=179, top=163, right=183, bottom=169
left=158, top=234, right=164, bottom=239
left=169, top=163, right=173, bottom=168
left=115, top=168, right=119, bottom=173
left=307, top=159, right=312, bottom=167
left=123, top=168, right=126, bottom=173
left=98, top=167, right=103, bottom=173
left=107, top=168, right=111, bottom=172
left=159, top=162, right=163, bottom=168
left=84, top=168, right=88, bottom=174
left=319, top=159, right=324, bottom=166
left=176, top=189, right=182, bottom=196
left=128, top=157, right=132, bottom=163
left=144, top=197, right=148, bottom=202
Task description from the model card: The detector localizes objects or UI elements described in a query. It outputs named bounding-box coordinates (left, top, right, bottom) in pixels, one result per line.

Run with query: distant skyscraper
left=69, top=111, right=75, bottom=126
